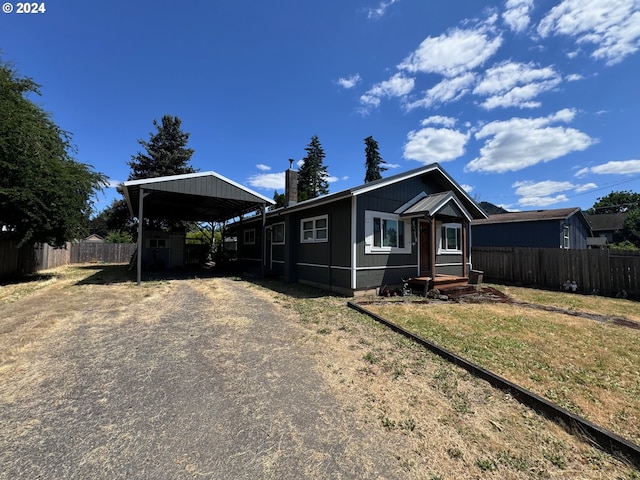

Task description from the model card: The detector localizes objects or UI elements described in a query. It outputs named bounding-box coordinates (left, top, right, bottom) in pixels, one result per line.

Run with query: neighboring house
left=83, top=234, right=104, bottom=243
left=471, top=207, right=593, bottom=249
left=235, top=163, right=487, bottom=295
left=585, top=212, right=627, bottom=247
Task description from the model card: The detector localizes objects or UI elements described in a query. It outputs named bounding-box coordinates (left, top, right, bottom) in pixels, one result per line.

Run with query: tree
left=587, top=190, right=640, bottom=214
left=621, top=208, right=640, bottom=248
left=127, top=115, right=196, bottom=181
left=0, top=60, right=107, bottom=247
left=272, top=190, right=285, bottom=209
left=364, top=135, right=387, bottom=183
left=297, top=135, right=329, bottom=201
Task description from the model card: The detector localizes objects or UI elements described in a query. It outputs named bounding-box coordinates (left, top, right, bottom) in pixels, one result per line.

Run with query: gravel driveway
left=0, top=273, right=397, bottom=479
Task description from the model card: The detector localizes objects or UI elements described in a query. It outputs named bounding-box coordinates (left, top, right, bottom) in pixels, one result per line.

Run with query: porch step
left=406, top=275, right=469, bottom=295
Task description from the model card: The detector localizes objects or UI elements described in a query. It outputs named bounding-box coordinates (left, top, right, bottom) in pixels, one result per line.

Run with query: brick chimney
left=285, top=159, right=297, bottom=207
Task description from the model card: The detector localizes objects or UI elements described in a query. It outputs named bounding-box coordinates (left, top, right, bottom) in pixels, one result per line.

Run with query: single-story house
left=471, top=207, right=593, bottom=249
left=585, top=212, right=627, bottom=247
left=234, top=163, right=487, bottom=295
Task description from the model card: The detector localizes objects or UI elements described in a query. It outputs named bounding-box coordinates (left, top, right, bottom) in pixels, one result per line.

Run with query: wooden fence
left=472, top=247, right=640, bottom=298
left=0, top=241, right=136, bottom=280
left=71, top=243, right=136, bottom=264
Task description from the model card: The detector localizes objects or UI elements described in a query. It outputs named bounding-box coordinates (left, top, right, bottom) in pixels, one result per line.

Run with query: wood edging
left=347, top=300, right=640, bottom=469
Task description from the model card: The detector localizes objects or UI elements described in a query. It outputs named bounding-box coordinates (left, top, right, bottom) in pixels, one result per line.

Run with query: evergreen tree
left=0, top=60, right=107, bottom=247
left=364, top=135, right=387, bottom=183
left=297, top=135, right=329, bottom=201
left=128, top=115, right=196, bottom=180
left=272, top=190, right=285, bottom=209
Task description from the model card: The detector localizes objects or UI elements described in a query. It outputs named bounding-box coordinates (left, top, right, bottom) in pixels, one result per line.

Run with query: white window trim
left=563, top=225, right=570, bottom=249
left=438, top=222, right=462, bottom=254
left=364, top=210, right=411, bottom=254
left=272, top=222, right=285, bottom=245
left=300, top=215, right=328, bottom=243
left=243, top=228, right=256, bottom=245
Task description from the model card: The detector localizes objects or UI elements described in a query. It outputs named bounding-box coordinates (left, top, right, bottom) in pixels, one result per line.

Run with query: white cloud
left=336, top=74, right=361, bottom=89
left=538, top=0, right=640, bottom=65
left=403, top=126, right=470, bottom=164
left=247, top=172, right=285, bottom=190
left=566, top=73, right=583, bottom=81
left=588, top=159, right=640, bottom=175
left=460, top=184, right=474, bottom=193
left=420, top=115, right=458, bottom=127
left=406, top=73, right=475, bottom=110
left=107, top=179, right=122, bottom=188
left=465, top=109, right=596, bottom=173
left=398, top=26, right=502, bottom=77
left=473, top=61, right=561, bottom=109
left=367, top=0, right=400, bottom=19
left=512, top=179, right=597, bottom=206
left=381, top=162, right=401, bottom=169
left=256, top=164, right=271, bottom=171
left=326, top=175, right=340, bottom=184
left=360, top=73, right=415, bottom=108
left=503, top=0, right=534, bottom=33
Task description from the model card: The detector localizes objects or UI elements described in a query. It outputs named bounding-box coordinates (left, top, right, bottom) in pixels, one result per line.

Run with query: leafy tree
left=587, top=190, right=640, bottom=214
left=364, top=135, right=387, bottom=183
left=128, top=115, right=196, bottom=180
left=104, top=230, right=134, bottom=243
left=0, top=60, right=107, bottom=247
left=622, top=208, right=640, bottom=248
left=297, top=135, right=329, bottom=201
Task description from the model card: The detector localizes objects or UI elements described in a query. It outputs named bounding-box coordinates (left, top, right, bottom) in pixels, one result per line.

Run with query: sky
left=1, top=0, right=640, bottom=214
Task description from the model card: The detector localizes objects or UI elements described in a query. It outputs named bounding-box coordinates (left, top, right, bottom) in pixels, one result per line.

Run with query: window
left=563, top=225, right=570, bottom=249
left=365, top=211, right=410, bottom=254
left=440, top=223, right=461, bottom=252
left=300, top=215, right=328, bottom=243
left=149, top=239, right=166, bottom=248
left=272, top=223, right=285, bottom=244
left=243, top=229, right=256, bottom=245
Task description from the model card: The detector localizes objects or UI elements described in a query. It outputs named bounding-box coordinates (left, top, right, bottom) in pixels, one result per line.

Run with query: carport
left=122, top=171, right=274, bottom=284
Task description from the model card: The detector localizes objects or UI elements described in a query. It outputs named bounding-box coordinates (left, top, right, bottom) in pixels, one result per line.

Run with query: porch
left=406, top=274, right=470, bottom=296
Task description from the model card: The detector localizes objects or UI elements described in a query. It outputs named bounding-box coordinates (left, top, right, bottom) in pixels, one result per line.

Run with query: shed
left=122, top=171, right=274, bottom=283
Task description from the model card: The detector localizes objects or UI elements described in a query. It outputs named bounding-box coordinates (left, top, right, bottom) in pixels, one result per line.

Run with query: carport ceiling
left=122, top=171, right=274, bottom=222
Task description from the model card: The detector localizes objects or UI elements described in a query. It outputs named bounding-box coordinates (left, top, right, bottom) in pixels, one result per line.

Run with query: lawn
left=363, top=289, right=640, bottom=446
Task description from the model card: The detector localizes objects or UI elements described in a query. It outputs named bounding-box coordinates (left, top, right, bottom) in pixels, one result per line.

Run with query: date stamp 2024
left=3, top=2, right=46, bottom=14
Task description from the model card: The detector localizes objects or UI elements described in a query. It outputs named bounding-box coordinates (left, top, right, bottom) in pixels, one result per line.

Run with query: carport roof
left=122, top=171, right=274, bottom=222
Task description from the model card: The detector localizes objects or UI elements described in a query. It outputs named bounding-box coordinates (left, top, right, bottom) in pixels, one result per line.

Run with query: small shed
left=122, top=171, right=274, bottom=283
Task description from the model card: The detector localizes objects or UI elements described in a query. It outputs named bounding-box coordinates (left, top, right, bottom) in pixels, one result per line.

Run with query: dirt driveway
left=0, top=267, right=397, bottom=479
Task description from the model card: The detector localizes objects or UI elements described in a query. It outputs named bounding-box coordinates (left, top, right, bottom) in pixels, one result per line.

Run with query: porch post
left=136, top=188, right=144, bottom=286
left=261, top=204, right=266, bottom=277
left=430, top=218, right=437, bottom=277
left=461, top=218, right=467, bottom=277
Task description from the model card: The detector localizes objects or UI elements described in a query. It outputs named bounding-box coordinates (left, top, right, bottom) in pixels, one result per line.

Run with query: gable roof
left=585, top=212, right=627, bottom=232
left=471, top=207, right=585, bottom=225
left=122, top=171, right=274, bottom=222
left=273, top=163, right=487, bottom=219
left=396, top=191, right=475, bottom=222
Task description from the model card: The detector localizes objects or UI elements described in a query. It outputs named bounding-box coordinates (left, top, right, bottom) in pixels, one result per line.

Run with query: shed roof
left=122, top=171, right=274, bottom=222
left=471, top=207, right=583, bottom=225
left=585, top=212, right=627, bottom=232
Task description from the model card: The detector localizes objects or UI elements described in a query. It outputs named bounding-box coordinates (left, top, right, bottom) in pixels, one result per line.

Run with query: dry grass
left=1, top=266, right=639, bottom=479
left=253, top=279, right=640, bottom=479
left=364, top=296, right=640, bottom=447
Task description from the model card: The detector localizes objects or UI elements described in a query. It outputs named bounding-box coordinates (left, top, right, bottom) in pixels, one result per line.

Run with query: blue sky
left=2, top=0, right=640, bottom=214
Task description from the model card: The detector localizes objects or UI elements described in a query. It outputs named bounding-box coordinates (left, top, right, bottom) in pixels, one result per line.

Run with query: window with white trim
left=272, top=223, right=285, bottom=244
left=365, top=211, right=410, bottom=254
left=563, top=225, right=570, bottom=249
left=439, top=223, right=461, bottom=253
left=300, top=215, right=328, bottom=243
left=243, top=229, right=256, bottom=245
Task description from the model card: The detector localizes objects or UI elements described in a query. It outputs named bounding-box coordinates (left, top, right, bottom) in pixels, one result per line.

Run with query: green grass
left=365, top=299, right=640, bottom=445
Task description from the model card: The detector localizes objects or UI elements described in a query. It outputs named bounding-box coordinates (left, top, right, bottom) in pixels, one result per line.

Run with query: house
left=234, top=163, right=487, bottom=295
left=471, top=207, right=593, bottom=249
left=82, top=234, right=104, bottom=243
left=585, top=212, right=627, bottom=247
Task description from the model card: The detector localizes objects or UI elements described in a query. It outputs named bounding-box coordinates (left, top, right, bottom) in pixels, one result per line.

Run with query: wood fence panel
left=472, top=247, right=638, bottom=298
left=70, top=243, right=136, bottom=264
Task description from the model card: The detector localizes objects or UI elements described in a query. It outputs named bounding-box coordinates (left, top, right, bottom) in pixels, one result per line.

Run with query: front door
left=419, top=220, right=431, bottom=276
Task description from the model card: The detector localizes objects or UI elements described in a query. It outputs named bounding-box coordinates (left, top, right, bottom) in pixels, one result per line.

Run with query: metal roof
left=122, top=171, right=274, bottom=222
left=395, top=191, right=475, bottom=221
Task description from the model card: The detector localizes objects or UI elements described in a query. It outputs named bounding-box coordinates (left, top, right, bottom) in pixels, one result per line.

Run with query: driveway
left=0, top=271, right=397, bottom=479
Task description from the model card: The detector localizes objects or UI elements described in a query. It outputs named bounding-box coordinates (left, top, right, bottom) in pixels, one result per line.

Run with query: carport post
left=136, top=188, right=150, bottom=285
left=261, top=205, right=266, bottom=277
